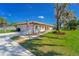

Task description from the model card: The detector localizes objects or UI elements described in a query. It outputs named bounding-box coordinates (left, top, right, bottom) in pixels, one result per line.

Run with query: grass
left=0, top=30, right=15, bottom=33
left=13, top=30, right=79, bottom=56
left=11, top=36, right=20, bottom=40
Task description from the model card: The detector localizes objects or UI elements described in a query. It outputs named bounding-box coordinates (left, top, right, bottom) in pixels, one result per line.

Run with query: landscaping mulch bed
left=53, top=31, right=65, bottom=35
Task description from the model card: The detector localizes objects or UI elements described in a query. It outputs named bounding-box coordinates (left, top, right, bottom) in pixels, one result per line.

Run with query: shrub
left=0, top=30, right=15, bottom=33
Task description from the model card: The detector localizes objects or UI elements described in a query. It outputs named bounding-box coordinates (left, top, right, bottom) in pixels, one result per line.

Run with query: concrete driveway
left=0, top=32, right=34, bottom=56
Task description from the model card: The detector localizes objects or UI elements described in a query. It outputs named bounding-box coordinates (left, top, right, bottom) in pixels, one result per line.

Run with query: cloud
left=38, top=16, right=45, bottom=19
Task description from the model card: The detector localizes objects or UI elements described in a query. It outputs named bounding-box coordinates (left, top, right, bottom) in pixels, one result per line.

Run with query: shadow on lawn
left=31, top=48, right=63, bottom=56
left=20, top=40, right=64, bottom=56
left=30, top=44, right=64, bottom=47
left=40, top=35, right=63, bottom=39
left=20, top=40, right=64, bottom=48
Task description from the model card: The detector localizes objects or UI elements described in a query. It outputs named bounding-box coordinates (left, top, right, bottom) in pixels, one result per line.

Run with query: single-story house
left=4, top=26, right=16, bottom=30
left=0, top=23, right=7, bottom=28
left=16, top=21, right=53, bottom=34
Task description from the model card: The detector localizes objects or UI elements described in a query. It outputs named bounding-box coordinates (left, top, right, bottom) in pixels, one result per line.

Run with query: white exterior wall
left=33, top=25, right=46, bottom=33
left=50, top=26, right=53, bottom=30
left=17, top=23, right=52, bottom=34
left=49, top=27, right=53, bottom=30
left=17, top=25, right=33, bottom=35
left=40, top=26, right=45, bottom=32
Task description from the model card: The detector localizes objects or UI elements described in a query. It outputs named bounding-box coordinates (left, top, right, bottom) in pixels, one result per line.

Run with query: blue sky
left=0, top=3, right=55, bottom=25
left=0, top=3, right=79, bottom=25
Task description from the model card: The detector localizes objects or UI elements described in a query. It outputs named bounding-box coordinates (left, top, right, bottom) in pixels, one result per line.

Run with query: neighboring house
left=16, top=21, right=53, bottom=34
left=0, top=23, right=7, bottom=31
left=5, top=26, right=16, bottom=30
left=0, top=23, right=6, bottom=28
left=0, top=26, right=16, bottom=31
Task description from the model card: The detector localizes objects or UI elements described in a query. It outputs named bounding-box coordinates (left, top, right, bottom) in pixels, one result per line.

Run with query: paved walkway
left=0, top=36, right=34, bottom=56
left=16, top=30, right=52, bottom=43
left=0, top=30, right=52, bottom=56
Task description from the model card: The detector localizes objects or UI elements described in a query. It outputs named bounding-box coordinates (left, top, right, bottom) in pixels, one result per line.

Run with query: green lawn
left=0, top=30, right=15, bottom=33
left=19, top=30, right=79, bottom=56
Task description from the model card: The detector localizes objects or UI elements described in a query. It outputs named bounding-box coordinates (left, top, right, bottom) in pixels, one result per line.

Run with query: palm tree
left=54, top=3, right=68, bottom=31
left=0, top=17, right=7, bottom=27
left=0, top=17, right=7, bottom=32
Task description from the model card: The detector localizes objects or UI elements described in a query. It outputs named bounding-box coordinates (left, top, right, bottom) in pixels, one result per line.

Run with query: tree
left=0, top=17, right=7, bottom=27
left=54, top=3, right=68, bottom=31
left=67, top=20, right=79, bottom=30
left=61, top=10, right=76, bottom=30
left=11, top=23, right=17, bottom=27
left=0, top=17, right=7, bottom=32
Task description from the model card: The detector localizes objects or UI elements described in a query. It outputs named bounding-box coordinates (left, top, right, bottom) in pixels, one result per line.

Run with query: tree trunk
left=56, top=18, right=60, bottom=31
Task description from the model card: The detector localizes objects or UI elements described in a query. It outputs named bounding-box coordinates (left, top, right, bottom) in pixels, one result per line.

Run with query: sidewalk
left=0, top=36, right=34, bottom=56
left=16, top=30, right=52, bottom=43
